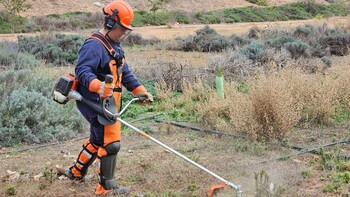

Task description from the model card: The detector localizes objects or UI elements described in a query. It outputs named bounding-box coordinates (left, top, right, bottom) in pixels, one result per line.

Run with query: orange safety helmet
left=103, top=1, right=134, bottom=30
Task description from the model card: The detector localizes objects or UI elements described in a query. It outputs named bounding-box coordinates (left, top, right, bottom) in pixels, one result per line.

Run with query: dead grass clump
left=335, top=70, right=350, bottom=113
left=153, top=62, right=203, bottom=92
left=249, top=70, right=303, bottom=140
left=293, top=73, right=339, bottom=126
left=223, top=82, right=259, bottom=135
left=154, top=78, right=175, bottom=100
left=156, top=63, right=350, bottom=141
left=194, top=82, right=259, bottom=137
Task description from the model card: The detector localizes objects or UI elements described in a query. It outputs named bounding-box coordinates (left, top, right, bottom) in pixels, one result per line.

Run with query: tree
left=0, top=0, right=31, bottom=33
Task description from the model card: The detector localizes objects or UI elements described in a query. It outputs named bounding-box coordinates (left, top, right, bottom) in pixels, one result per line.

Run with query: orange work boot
left=95, top=184, right=130, bottom=196
left=56, top=166, right=84, bottom=181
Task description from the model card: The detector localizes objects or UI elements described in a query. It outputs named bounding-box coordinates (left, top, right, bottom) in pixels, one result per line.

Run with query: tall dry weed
left=296, top=74, right=339, bottom=126
left=155, top=63, right=350, bottom=141
left=154, top=78, right=175, bottom=100
left=249, top=70, right=303, bottom=140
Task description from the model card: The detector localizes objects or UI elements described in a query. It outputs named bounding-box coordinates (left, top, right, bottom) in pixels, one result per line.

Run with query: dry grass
left=156, top=56, right=350, bottom=141
left=248, top=70, right=304, bottom=140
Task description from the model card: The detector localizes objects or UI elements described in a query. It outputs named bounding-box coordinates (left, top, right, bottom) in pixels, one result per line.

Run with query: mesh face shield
left=119, top=29, right=132, bottom=42
left=116, top=23, right=132, bottom=42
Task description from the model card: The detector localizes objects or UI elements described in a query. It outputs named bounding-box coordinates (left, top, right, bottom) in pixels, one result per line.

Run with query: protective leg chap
left=70, top=138, right=99, bottom=178
left=95, top=141, right=120, bottom=194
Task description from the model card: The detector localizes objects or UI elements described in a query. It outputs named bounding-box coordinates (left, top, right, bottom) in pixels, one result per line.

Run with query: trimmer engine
left=53, top=73, right=78, bottom=104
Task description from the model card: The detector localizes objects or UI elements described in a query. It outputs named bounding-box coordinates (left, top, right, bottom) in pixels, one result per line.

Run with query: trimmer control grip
left=105, top=74, right=113, bottom=84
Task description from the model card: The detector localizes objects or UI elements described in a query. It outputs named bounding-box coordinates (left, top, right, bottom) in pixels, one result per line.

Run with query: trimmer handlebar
left=102, top=97, right=144, bottom=119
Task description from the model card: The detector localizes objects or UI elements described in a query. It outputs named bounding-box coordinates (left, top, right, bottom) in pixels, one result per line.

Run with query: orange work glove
left=88, top=78, right=114, bottom=98
left=137, top=91, right=154, bottom=102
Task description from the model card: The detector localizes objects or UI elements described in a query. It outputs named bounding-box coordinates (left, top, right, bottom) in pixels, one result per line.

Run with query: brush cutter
left=53, top=74, right=243, bottom=197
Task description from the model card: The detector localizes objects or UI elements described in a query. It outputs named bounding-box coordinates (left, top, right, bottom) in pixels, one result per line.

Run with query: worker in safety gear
left=57, top=1, right=153, bottom=196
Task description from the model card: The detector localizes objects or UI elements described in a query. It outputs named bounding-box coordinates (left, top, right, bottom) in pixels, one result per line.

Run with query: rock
left=93, top=2, right=103, bottom=7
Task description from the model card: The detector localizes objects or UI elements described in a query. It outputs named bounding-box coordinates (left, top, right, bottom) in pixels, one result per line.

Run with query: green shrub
left=18, top=34, right=84, bottom=65
left=177, top=26, right=228, bottom=52
left=0, top=69, right=53, bottom=97
left=0, top=11, right=28, bottom=33
left=239, top=40, right=266, bottom=62
left=5, top=185, right=16, bottom=196
left=0, top=90, right=85, bottom=146
left=170, top=11, right=192, bottom=24
left=229, top=34, right=253, bottom=47
left=318, top=4, right=349, bottom=17
left=0, top=41, right=40, bottom=69
left=283, top=40, right=310, bottom=59
left=0, top=41, right=17, bottom=66
left=32, top=12, right=103, bottom=31
left=0, top=69, right=86, bottom=147
left=266, top=36, right=297, bottom=49
left=195, top=11, right=221, bottom=24
left=0, top=12, right=12, bottom=33
left=133, top=11, right=170, bottom=26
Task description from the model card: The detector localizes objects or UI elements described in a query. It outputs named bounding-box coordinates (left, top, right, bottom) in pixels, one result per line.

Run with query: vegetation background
left=0, top=0, right=349, bottom=196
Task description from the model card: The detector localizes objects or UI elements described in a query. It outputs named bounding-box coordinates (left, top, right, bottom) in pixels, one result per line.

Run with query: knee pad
left=105, top=141, right=120, bottom=155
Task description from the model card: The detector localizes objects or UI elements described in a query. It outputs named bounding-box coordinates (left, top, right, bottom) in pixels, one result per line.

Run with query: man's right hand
left=99, top=82, right=114, bottom=98
left=88, top=78, right=114, bottom=98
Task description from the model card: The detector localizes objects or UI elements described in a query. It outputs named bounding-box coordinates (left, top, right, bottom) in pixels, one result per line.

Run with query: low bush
left=32, top=12, right=103, bottom=31
left=0, top=41, right=17, bottom=66
left=239, top=40, right=267, bottom=63
left=0, top=69, right=86, bottom=146
left=320, top=33, right=350, bottom=56
left=173, top=26, right=229, bottom=52
left=123, top=33, right=160, bottom=46
left=133, top=11, right=169, bottom=26
left=283, top=40, right=310, bottom=58
left=0, top=69, right=53, bottom=97
left=0, top=41, right=40, bottom=69
left=0, top=90, right=84, bottom=146
left=17, top=34, right=84, bottom=66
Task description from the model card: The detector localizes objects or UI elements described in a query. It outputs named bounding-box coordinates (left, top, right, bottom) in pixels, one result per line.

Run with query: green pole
left=216, top=67, right=225, bottom=99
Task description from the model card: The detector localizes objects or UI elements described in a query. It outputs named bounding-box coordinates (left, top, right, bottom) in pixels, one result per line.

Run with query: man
left=57, top=1, right=153, bottom=196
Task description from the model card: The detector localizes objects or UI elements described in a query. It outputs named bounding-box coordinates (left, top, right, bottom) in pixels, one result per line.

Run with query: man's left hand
left=137, top=92, right=154, bottom=102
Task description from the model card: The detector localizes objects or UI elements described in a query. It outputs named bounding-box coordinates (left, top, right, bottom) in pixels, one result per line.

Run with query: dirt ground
left=0, top=116, right=349, bottom=196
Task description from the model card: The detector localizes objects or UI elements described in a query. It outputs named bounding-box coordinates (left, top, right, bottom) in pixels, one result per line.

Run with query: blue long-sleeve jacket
left=75, top=33, right=142, bottom=124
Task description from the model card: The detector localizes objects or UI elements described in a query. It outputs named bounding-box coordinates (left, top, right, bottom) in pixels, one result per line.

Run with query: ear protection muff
left=106, top=9, right=121, bottom=30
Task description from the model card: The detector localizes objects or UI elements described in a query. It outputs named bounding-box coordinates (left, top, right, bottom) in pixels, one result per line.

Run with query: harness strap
left=89, top=32, right=116, bottom=57
left=113, top=87, right=122, bottom=92
left=88, top=32, right=124, bottom=89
